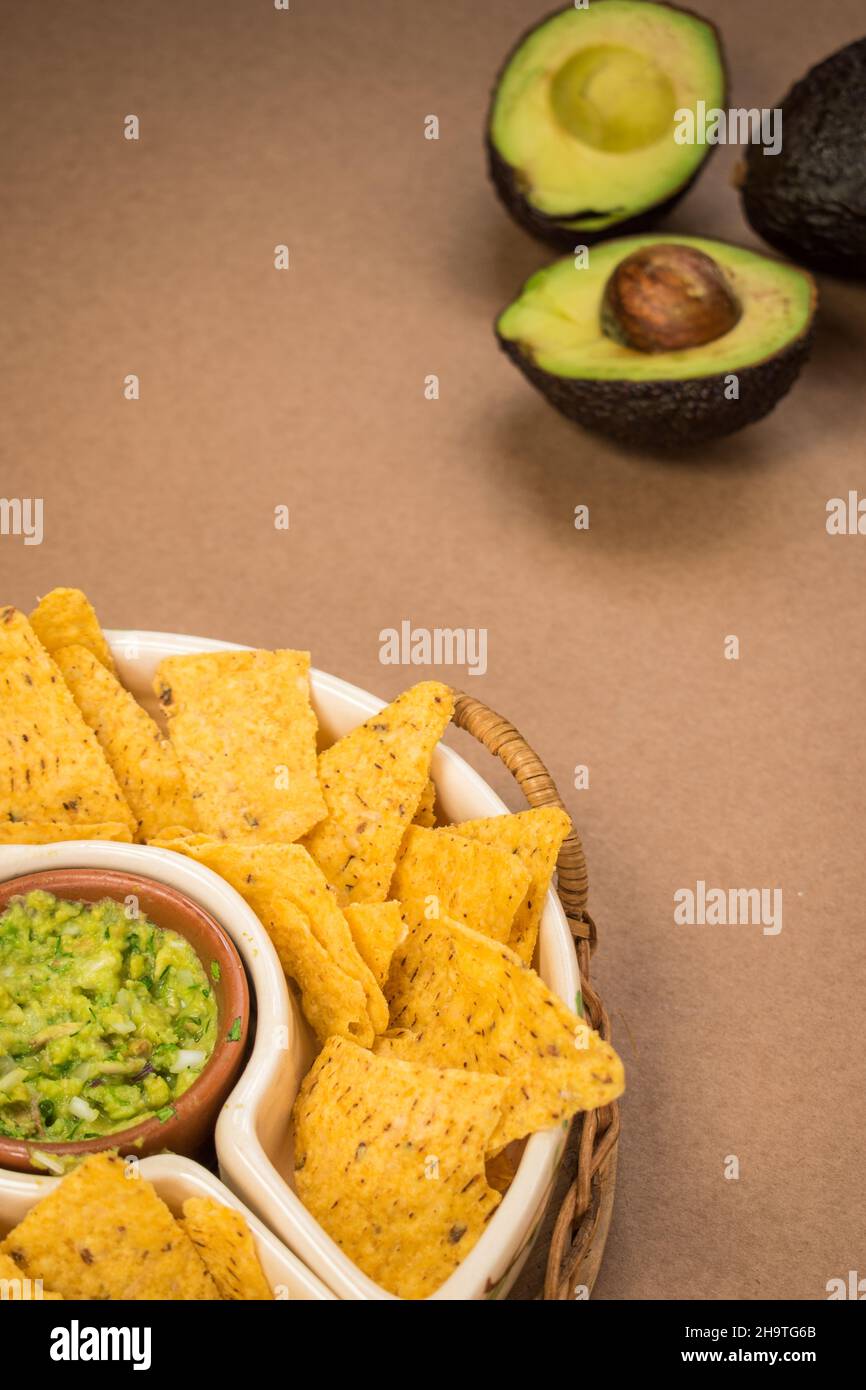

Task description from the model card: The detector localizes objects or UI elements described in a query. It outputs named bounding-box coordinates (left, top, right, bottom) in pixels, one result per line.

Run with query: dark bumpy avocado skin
left=486, top=3, right=726, bottom=250
left=741, top=39, right=866, bottom=278
left=487, top=138, right=707, bottom=252
left=496, top=326, right=814, bottom=449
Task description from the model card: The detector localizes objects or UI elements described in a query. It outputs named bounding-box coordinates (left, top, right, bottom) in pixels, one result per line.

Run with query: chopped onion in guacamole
left=0, top=890, right=218, bottom=1142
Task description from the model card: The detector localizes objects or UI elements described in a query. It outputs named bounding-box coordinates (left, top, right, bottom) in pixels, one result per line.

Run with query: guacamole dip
left=0, top=890, right=218, bottom=1142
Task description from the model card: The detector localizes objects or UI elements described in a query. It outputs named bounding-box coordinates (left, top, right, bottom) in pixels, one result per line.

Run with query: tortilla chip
left=0, top=1250, right=63, bottom=1299
left=292, top=1037, right=508, bottom=1299
left=412, top=779, right=437, bottom=828
left=344, top=901, right=405, bottom=990
left=0, top=608, right=135, bottom=834
left=0, top=820, right=133, bottom=845
left=453, top=807, right=572, bottom=964
left=54, top=644, right=197, bottom=842
left=375, top=905, right=624, bottom=1150
left=391, top=825, right=531, bottom=943
left=154, top=648, right=326, bottom=844
left=0, top=817, right=132, bottom=839
left=149, top=824, right=206, bottom=843
left=242, top=843, right=387, bottom=1032
left=29, top=587, right=117, bottom=673
left=153, top=838, right=386, bottom=1034
left=0, top=1154, right=219, bottom=1300
left=150, top=836, right=374, bottom=1045
left=303, top=682, right=454, bottom=905
left=181, top=1197, right=273, bottom=1301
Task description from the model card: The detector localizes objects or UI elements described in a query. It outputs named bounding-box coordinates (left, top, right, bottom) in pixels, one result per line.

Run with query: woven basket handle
left=451, top=693, right=595, bottom=947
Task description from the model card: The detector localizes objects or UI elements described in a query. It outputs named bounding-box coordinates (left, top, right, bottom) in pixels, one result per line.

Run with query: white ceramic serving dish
left=0, top=1152, right=334, bottom=1299
left=0, top=629, right=580, bottom=1300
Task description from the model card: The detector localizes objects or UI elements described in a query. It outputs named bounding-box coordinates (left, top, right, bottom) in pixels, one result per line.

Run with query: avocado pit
left=601, top=243, right=742, bottom=353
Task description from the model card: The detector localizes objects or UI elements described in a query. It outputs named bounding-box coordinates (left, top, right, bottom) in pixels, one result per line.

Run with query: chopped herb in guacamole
left=0, top=890, right=218, bottom=1142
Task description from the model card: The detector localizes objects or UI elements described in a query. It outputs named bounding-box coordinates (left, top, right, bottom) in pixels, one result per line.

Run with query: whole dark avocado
left=740, top=38, right=866, bottom=277
left=487, top=1, right=727, bottom=251
left=496, top=235, right=817, bottom=449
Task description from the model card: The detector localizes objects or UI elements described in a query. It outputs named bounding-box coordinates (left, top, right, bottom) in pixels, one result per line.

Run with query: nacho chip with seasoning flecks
left=375, top=904, right=624, bottom=1150
left=0, top=1154, right=219, bottom=1300
left=150, top=835, right=375, bottom=1045
left=412, top=778, right=437, bottom=828
left=452, top=806, right=572, bottom=964
left=0, top=1250, right=63, bottom=1299
left=344, top=901, right=405, bottom=990
left=29, top=587, right=117, bottom=673
left=302, top=681, right=454, bottom=906
left=148, top=825, right=209, bottom=844
left=152, top=837, right=386, bottom=1035
left=54, top=644, right=197, bottom=842
left=0, top=821, right=133, bottom=844
left=0, top=607, right=135, bottom=839
left=154, top=648, right=326, bottom=844
left=292, top=1036, right=508, bottom=1299
left=390, top=825, right=531, bottom=943
left=180, top=1197, right=273, bottom=1301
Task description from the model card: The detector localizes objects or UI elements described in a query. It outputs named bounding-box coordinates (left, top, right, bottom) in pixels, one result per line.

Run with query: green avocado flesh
left=0, top=891, right=218, bottom=1143
left=497, top=236, right=814, bottom=381
left=490, top=1, right=726, bottom=231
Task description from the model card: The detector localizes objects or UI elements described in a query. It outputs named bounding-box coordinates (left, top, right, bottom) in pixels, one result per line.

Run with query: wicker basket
left=452, top=693, right=620, bottom=1302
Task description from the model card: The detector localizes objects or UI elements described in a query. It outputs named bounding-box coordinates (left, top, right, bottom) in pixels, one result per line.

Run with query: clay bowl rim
left=0, top=867, right=250, bottom=1173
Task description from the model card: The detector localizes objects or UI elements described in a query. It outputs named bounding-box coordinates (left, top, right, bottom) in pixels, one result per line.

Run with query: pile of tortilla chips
left=1, top=586, right=625, bottom=1300
left=0, top=1154, right=272, bottom=1300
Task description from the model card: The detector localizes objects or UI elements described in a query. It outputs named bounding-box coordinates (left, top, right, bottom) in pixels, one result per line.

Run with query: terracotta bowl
left=0, top=868, right=249, bottom=1175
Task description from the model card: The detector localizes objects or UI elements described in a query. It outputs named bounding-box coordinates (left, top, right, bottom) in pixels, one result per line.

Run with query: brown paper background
left=2, top=0, right=865, bottom=1300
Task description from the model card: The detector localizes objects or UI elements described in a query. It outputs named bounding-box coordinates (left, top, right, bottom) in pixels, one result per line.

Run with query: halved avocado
left=487, top=1, right=726, bottom=249
left=496, top=235, right=817, bottom=448
left=740, top=38, right=866, bottom=278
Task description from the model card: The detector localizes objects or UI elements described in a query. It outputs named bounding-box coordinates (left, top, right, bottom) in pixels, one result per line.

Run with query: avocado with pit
left=496, top=235, right=816, bottom=448
left=740, top=38, right=866, bottom=278
left=487, top=1, right=726, bottom=250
